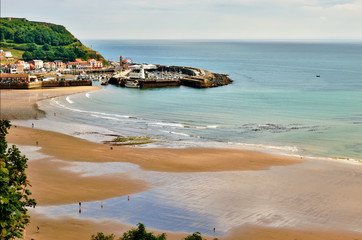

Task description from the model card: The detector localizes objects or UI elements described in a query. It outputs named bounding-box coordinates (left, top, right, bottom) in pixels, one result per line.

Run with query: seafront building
left=0, top=58, right=103, bottom=74
left=67, top=58, right=103, bottom=70
left=0, top=73, right=37, bottom=83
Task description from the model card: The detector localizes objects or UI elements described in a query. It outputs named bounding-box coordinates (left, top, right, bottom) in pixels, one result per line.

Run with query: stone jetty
left=108, top=65, right=232, bottom=89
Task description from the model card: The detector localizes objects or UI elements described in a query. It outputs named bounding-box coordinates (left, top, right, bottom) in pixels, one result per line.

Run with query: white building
left=32, top=60, right=44, bottom=69
left=5, top=51, right=13, bottom=58
left=129, top=65, right=146, bottom=79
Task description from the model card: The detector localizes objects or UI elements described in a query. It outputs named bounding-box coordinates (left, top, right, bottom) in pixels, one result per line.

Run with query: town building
left=88, top=59, right=103, bottom=69
left=0, top=73, right=31, bottom=83
left=0, top=50, right=14, bottom=61
left=43, top=62, right=57, bottom=70
left=54, top=60, right=66, bottom=69
left=30, top=60, right=44, bottom=69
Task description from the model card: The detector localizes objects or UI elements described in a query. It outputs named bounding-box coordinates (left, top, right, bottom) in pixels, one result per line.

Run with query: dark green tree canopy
left=0, top=18, right=106, bottom=62
left=90, top=223, right=215, bottom=240
left=120, top=223, right=167, bottom=240
left=0, top=120, right=36, bottom=240
left=0, top=18, right=76, bottom=46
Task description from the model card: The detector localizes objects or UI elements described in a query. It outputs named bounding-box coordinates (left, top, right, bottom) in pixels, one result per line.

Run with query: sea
left=23, top=40, right=362, bottom=235
left=37, top=40, right=362, bottom=161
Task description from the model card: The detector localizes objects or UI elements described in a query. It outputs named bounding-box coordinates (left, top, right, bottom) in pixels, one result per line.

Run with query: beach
left=2, top=87, right=362, bottom=240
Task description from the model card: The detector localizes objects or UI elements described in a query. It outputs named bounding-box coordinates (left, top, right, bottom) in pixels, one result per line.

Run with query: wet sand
left=25, top=211, right=190, bottom=240
left=7, top=126, right=303, bottom=173
left=0, top=86, right=101, bottom=120
left=3, top=88, right=362, bottom=240
left=224, top=225, right=362, bottom=240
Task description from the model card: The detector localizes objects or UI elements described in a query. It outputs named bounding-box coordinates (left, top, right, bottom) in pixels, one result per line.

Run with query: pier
left=0, top=80, right=92, bottom=89
left=108, top=64, right=232, bottom=89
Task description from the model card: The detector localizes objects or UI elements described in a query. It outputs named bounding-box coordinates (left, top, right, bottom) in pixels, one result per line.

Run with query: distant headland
left=0, top=17, right=232, bottom=89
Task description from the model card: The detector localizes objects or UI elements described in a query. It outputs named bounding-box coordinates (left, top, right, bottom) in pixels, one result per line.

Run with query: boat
left=125, top=80, right=140, bottom=88
left=100, top=81, right=109, bottom=86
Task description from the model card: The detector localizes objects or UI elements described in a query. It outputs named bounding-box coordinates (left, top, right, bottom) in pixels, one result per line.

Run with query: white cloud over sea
left=2, top=0, right=362, bottom=39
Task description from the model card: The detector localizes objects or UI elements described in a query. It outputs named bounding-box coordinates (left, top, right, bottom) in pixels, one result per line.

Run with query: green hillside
left=0, top=17, right=106, bottom=63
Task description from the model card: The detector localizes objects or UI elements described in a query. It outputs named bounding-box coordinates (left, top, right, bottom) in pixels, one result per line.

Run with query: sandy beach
left=2, top=87, right=362, bottom=240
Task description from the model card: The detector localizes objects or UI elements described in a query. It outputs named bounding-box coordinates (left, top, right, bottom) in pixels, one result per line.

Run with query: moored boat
left=125, top=80, right=140, bottom=88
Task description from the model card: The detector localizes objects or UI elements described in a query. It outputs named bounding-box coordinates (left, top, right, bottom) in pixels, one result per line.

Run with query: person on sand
left=32, top=123, right=34, bottom=128
left=37, top=226, right=40, bottom=233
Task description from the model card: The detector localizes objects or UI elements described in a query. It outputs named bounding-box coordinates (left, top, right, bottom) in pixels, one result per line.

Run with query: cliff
left=0, top=17, right=105, bottom=62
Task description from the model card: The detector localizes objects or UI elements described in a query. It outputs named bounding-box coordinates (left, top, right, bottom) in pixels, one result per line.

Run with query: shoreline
left=2, top=87, right=362, bottom=240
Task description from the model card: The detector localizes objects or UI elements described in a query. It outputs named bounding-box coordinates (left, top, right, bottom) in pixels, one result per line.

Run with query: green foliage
left=91, top=232, right=116, bottom=240
left=42, top=43, right=51, bottom=51
left=120, top=223, right=167, bottom=240
left=22, top=51, right=33, bottom=60
left=184, top=232, right=207, bottom=240
left=0, top=18, right=105, bottom=62
left=0, top=120, right=36, bottom=240
left=26, top=43, right=38, bottom=51
left=90, top=223, right=216, bottom=240
left=0, top=18, right=76, bottom=46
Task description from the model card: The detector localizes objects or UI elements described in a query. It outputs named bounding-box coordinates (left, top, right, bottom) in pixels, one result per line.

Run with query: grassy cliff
left=0, top=17, right=105, bottom=63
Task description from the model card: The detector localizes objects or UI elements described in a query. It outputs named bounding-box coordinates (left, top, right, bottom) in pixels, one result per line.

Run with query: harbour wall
left=0, top=80, right=92, bottom=89
left=109, top=65, right=232, bottom=89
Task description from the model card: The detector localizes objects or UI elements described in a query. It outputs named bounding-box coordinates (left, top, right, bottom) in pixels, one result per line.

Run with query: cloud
left=302, top=0, right=362, bottom=14
left=2, top=0, right=362, bottom=39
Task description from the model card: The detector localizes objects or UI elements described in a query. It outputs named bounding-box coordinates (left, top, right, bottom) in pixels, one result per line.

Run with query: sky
left=1, top=0, right=362, bottom=40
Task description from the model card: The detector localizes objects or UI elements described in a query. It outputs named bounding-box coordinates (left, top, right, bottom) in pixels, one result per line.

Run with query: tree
left=184, top=232, right=205, bottom=240
left=0, top=120, right=36, bottom=240
left=26, top=43, right=38, bottom=52
left=33, top=49, right=46, bottom=59
left=42, top=43, right=51, bottom=51
left=22, top=51, right=33, bottom=60
left=91, top=232, right=115, bottom=240
left=120, top=223, right=166, bottom=240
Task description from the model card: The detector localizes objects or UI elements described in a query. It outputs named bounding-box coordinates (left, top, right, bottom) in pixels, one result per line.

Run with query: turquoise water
left=53, top=40, right=362, bottom=159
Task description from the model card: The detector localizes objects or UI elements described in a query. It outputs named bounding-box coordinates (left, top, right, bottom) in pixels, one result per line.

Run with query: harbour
left=108, top=63, right=232, bottom=89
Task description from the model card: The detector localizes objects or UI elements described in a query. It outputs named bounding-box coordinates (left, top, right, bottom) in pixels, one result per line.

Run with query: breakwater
left=109, top=65, right=232, bottom=89
left=0, top=80, right=92, bottom=89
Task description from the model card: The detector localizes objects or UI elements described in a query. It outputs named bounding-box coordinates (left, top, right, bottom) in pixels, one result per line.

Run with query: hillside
left=0, top=17, right=106, bottom=63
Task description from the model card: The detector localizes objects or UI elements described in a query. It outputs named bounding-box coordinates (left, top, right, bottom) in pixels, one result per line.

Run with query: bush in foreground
left=91, top=223, right=217, bottom=240
left=0, top=120, right=36, bottom=239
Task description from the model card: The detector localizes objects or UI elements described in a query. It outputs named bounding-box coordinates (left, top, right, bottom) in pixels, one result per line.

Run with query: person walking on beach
left=78, top=201, right=82, bottom=214
left=32, top=123, right=34, bottom=128
left=37, top=226, right=40, bottom=233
